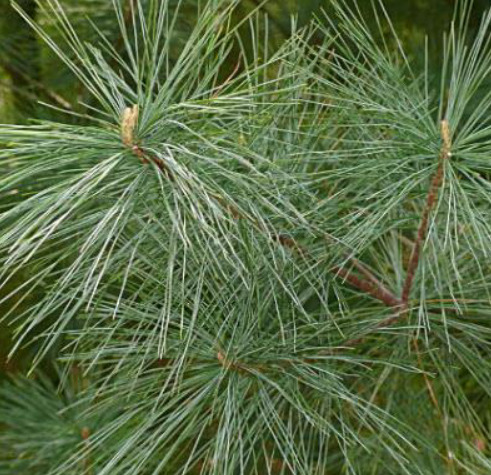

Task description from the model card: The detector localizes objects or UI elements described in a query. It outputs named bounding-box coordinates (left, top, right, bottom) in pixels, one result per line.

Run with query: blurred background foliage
left=0, top=0, right=489, bottom=377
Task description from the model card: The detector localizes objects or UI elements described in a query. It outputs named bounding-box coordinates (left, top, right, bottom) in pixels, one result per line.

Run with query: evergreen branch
left=1, top=2, right=490, bottom=473
left=339, top=121, right=452, bottom=348
left=401, top=120, right=452, bottom=309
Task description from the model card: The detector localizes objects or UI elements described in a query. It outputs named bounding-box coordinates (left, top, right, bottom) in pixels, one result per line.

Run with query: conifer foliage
left=0, top=0, right=490, bottom=473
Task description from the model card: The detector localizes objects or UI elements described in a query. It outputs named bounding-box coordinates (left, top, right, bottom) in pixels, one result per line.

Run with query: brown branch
left=340, top=120, right=452, bottom=348
left=324, top=232, right=401, bottom=308
left=348, top=257, right=388, bottom=288
left=399, top=121, right=451, bottom=415
left=401, top=120, right=451, bottom=309
left=332, top=265, right=401, bottom=308
left=268, top=233, right=401, bottom=308
left=276, top=236, right=401, bottom=307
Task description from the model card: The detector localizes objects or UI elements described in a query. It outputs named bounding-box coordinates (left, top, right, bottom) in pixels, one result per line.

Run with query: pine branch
left=2, top=2, right=490, bottom=473
left=401, top=120, right=452, bottom=309
left=339, top=121, right=452, bottom=348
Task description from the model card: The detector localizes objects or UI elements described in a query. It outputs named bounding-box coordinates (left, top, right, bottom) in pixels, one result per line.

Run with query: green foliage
left=0, top=370, right=111, bottom=474
left=0, top=0, right=490, bottom=474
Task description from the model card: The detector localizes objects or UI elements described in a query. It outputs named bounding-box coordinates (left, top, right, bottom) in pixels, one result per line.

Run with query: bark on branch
left=345, top=120, right=452, bottom=346
left=401, top=120, right=452, bottom=309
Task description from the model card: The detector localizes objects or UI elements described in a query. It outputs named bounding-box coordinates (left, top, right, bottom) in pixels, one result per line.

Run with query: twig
left=332, top=265, right=401, bottom=308
left=269, top=234, right=401, bottom=307
left=397, top=121, right=451, bottom=414
left=401, top=120, right=451, bottom=309
left=342, top=120, right=452, bottom=347
left=324, top=233, right=402, bottom=307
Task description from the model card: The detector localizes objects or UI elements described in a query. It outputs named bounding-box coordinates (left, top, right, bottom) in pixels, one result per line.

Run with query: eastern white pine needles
left=0, top=0, right=490, bottom=474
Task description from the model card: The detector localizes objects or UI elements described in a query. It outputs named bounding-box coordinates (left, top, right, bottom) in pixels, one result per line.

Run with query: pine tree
left=0, top=0, right=490, bottom=473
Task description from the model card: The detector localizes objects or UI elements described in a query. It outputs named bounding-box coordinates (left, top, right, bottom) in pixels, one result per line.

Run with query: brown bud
left=121, top=105, right=139, bottom=147
left=81, top=427, right=90, bottom=440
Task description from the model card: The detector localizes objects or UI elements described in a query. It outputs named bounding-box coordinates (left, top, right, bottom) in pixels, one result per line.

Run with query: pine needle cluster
left=0, top=1, right=490, bottom=474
